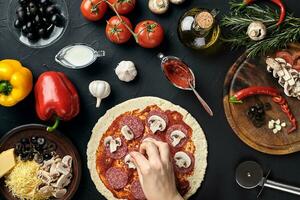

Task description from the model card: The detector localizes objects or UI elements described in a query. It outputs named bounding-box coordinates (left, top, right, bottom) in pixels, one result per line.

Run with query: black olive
left=16, top=6, right=24, bottom=14
left=47, top=142, right=57, bottom=152
left=18, top=0, right=28, bottom=7
left=246, top=110, right=254, bottom=119
left=34, top=143, right=43, bottom=152
left=255, top=103, right=264, bottom=109
left=27, top=32, right=39, bottom=42
left=257, top=108, right=265, bottom=115
left=17, top=10, right=27, bottom=22
left=26, top=21, right=34, bottom=30
left=31, top=136, right=37, bottom=144
left=45, top=5, right=58, bottom=15
left=43, top=152, right=52, bottom=160
left=45, top=23, right=54, bottom=36
left=37, top=137, right=45, bottom=146
left=28, top=153, right=34, bottom=161
left=34, top=153, right=44, bottom=163
left=21, top=138, right=30, bottom=144
left=24, top=143, right=32, bottom=151
left=29, top=3, right=38, bottom=16
left=249, top=106, right=257, bottom=113
left=37, top=27, right=46, bottom=38
left=21, top=25, right=28, bottom=35
left=14, top=19, right=23, bottom=29
left=254, top=114, right=264, bottom=121
left=39, top=0, right=52, bottom=7
left=20, top=152, right=29, bottom=161
left=264, top=103, right=272, bottom=111
left=51, top=14, right=64, bottom=27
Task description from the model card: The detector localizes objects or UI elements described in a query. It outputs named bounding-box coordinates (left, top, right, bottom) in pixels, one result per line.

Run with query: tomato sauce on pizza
left=96, top=105, right=196, bottom=200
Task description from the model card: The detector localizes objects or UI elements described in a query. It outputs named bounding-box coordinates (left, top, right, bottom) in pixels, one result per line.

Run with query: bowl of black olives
left=8, top=0, right=69, bottom=48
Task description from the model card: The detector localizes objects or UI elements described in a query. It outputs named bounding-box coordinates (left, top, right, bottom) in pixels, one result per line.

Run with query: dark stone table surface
left=0, top=0, right=300, bottom=199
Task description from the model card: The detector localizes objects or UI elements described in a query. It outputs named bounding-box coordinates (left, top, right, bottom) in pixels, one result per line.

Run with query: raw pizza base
left=87, top=96, right=208, bottom=200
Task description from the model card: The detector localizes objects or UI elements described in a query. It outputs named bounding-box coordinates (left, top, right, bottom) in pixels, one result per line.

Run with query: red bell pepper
left=35, top=71, right=80, bottom=132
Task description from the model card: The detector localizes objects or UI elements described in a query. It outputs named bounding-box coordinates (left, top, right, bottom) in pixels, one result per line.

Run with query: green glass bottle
left=177, top=8, right=221, bottom=51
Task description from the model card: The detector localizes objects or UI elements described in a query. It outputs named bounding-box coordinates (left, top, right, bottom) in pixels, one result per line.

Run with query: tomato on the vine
left=107, top=0, right=136, bottom=15
left=81, top=0, right=108, bottom=21
left=106, top=16, right=133, bottom=44
left=134, top=20, right=164, bottom=48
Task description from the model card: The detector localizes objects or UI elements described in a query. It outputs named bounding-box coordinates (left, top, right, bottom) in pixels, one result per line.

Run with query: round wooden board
left=223, top=44, right=300, bottom=155
left=0, top=124, right=82, bottom=200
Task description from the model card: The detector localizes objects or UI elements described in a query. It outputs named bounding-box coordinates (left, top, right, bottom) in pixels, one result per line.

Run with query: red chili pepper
left=229, top=86, right=280, bottom=104
left=239, top=0, right=286, bottom=26
left=272, top=96, right=297, bottom=133
left=270, top=0, right=286, bottom=26
left=35, top=71, right=80, bottom=132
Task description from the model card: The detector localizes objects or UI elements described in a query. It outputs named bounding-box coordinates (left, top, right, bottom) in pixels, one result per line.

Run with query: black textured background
left=1, top=0, right=300, bottom=200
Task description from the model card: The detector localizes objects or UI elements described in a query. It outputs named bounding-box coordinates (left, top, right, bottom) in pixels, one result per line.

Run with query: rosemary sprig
left=221, top=1, right=300, bottom=57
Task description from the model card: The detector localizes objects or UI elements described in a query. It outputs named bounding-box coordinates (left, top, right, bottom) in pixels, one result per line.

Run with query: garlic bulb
left=115, top=61, right=137, bottom=82
left=247, top=21, right=267, bottom=41
left=89, top=80, right=111, bottom=108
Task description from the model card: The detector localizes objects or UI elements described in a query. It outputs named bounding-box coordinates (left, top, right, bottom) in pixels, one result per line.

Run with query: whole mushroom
left=89, top=80, right=111, bottom=108
left=247, top=21, right=267, bottom=41
left=148, top=0, right=169, bottom=14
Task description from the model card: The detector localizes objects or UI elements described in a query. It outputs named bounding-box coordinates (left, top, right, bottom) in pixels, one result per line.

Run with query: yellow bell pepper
left=0, top=59, right=33, bottom=107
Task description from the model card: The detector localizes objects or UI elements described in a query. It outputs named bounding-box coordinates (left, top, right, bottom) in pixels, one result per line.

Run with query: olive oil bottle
left=177, top=8, right=221, bottom=51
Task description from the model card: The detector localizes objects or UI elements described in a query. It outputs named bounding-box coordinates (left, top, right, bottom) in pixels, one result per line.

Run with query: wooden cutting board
left=223, top=44, right=300, bottom=155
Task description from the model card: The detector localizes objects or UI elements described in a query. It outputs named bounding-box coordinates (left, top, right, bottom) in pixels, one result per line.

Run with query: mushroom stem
left=96, top=98, right=102, bottom=108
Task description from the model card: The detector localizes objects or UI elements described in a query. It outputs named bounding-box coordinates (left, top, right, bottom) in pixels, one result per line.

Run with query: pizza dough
left=87, top=96, right=208, bottom=199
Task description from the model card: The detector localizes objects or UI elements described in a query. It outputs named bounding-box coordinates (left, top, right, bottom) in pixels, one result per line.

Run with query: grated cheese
left=5, top=159, right=50, bottom=200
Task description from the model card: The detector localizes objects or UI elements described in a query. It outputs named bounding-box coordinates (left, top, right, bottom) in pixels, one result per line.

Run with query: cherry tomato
left=81, top=0, right=108, bottom=21
left=134, top=20, right=164, bottom=48
left=107, top=0, right=136, bottom=15
left=106, top=16, right=133, bottom=44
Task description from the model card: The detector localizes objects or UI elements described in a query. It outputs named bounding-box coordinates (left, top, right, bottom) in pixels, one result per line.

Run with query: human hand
left=130, top=138, right=183, bottom=200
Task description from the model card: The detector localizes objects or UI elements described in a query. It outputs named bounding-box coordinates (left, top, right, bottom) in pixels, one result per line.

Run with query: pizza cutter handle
left=264, top=179, right=300, bottom=196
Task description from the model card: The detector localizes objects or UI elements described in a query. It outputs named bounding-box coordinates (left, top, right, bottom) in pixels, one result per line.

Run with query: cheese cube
left=0, top=148, right=16, bottom=178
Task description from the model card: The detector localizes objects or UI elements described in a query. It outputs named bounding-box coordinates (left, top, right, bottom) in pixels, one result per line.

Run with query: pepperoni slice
left=276, top=51, right=293, bottom=65
left=173, top=151, right=195, bottom=174
left=121, top=115, right=144, bottom=138
left=105, top=138, right=128, bottom=159
left=131, top=180, right=146, bottom=200
left=146, top=110, right=168, bottom=133
left=106, top=167, right=128, bottom=190
left=166, top=124, right=188, bottom=148
left=177, top=179, right=190, bottom=196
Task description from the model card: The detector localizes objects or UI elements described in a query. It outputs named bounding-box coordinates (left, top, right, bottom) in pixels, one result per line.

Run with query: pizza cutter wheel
left=235, top=161, right=300, bottom=197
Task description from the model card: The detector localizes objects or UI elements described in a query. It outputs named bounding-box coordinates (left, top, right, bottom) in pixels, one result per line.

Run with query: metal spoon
left=236, top=161, right=300, bottom=197
left=158, top=53, right=213, bottom=116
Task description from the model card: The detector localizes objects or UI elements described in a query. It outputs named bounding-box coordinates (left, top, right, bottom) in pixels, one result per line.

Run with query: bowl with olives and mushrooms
left=7, top=0, right=69, bottom=48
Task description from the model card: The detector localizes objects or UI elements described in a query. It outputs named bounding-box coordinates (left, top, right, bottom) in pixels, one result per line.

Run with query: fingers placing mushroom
left=148, top=115, right=167, bottom=133
left=174, top=151, right=191, bottom=169
left=104, top=136, right=122, bottom=153
left=148, top=0, right=169, bottom=14
left=121, top=125, right=134, bottom=141
left=124, top=154, right=136, bottom=169
left=170, top=130, right=186, bottom=147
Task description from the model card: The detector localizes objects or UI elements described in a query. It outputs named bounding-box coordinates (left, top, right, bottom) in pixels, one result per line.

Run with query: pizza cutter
left=235, top=161, right=300, bottom=197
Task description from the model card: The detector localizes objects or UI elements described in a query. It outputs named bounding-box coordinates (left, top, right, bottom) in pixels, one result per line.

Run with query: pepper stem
left=47, top=118, right=60, bottom=132
left=229, top=96, right=243, bottom=104
left=0, top=81, right=13, bottom=96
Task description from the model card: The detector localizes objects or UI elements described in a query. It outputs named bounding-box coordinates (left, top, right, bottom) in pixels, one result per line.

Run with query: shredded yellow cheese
left=5, top=159, right=50, bottom=200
